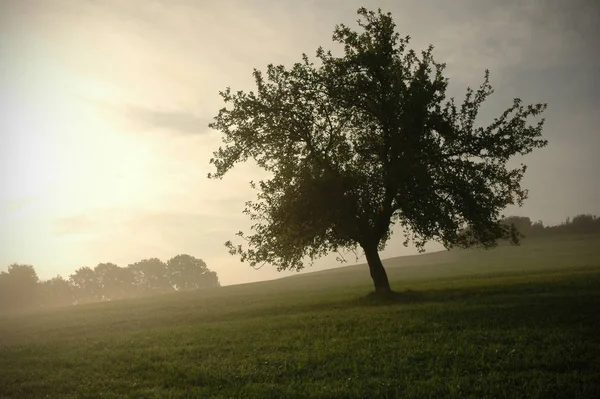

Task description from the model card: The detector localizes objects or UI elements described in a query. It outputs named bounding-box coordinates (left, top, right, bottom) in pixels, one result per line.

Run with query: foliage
left=208, top=7, right=548, bottom=290
left=166, top=254, right=220, bottom=291
left=129, top=258, right=174, bottom=294
left=94, top=263, right=136, bottom=301
left=69, top=266, right=101, bottom=304
left=503, top=213, right=600, bottom=237
left=39, top=276, right=73, bottom=309
left=0, top=254, right=219, bottom=313
left=0, top=264, right=39, bottom=312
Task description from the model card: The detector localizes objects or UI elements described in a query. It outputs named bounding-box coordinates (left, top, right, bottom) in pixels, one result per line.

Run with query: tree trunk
left=363, top=244, right=392, bottom=294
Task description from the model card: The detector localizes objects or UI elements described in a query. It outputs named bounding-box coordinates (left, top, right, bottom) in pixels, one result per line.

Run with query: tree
left=530, top=220, right=545, bottom=236
left=166, top=255, right=220, bottom=291
left=0, top=264, right=40, bottom=312
left=69, top=266, right=100, bottom=304
left=570, top=214, right=598, bottom=234
left=502, top=216, right=532, bottom=237
left=208, top=8, right=547, bottom=294
left=40, top=276, right=74, bottom=308
left=94, top=263, right=135, bottom=301
left=128, top=258, right=174, bottom=295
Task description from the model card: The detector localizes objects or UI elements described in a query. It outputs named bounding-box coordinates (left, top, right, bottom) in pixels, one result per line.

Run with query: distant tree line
left=502, top=213, right=600, bottom=238
left=2, top=214, right=598, bottom=313
left=0, top=254, right=219, bottom=313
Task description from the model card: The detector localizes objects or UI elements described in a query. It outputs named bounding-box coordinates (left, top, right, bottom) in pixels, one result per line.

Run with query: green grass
left=1, top=235, right=600, bottom=398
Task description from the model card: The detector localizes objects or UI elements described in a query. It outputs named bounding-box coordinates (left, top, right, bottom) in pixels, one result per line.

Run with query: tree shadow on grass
left=360, top=289, right=428, bottom=305
left=354, top=285, right=533, bottom=307
left=354, top=271, right=600, bottom=308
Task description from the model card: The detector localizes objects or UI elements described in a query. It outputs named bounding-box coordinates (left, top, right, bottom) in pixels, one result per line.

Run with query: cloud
left=79, top=98, right=213, bottom=135
left=53, top=215, right=96, bottom=235
left=124, top=210, right=244, bottom=233
left=125, top=106, right=211, bottom=134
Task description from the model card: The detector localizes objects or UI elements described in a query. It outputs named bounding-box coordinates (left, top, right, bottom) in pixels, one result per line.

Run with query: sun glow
left=0, top=52, right=174, bottom=273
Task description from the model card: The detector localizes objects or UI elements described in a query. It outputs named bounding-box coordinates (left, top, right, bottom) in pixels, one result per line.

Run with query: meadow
left=1, top=235, right=599, bottom=398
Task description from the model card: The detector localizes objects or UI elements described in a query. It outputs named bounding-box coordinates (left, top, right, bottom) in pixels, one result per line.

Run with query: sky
left=1, top=0, right=598, bottom=285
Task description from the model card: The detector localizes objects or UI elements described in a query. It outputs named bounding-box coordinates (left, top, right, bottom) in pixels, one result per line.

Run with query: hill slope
left=1, top=234, right=599, bottom=398
left=272, top=234, right=600, bottom=290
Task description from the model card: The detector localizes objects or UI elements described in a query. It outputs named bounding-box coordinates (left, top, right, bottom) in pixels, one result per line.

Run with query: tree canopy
left=0, top=254, right=220, bottom=313
left=0, top=264, right=40, bottom=312
left=209, top=7, right=548, bottom=293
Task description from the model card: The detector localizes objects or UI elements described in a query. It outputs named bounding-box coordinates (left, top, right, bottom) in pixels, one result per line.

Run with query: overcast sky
left=1, top=0, right=598, bottom=285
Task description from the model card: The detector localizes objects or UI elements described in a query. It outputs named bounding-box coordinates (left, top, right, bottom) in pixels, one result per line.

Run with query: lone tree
left=208, top=8, right=547, bottom=294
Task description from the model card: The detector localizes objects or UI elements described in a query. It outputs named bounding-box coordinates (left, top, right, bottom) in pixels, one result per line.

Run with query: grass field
left=1, top=235, right=599, bottom=398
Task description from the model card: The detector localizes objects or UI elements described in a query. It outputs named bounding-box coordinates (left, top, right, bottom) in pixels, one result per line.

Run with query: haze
left=1, top=0, right=598, bottom=285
